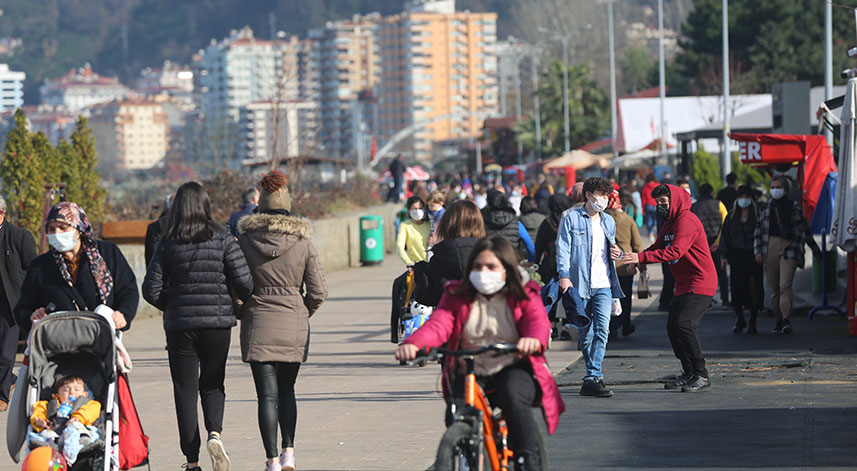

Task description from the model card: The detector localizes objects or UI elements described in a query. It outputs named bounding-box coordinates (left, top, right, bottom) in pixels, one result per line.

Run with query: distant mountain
left=0, top=0, right=692, bottom=103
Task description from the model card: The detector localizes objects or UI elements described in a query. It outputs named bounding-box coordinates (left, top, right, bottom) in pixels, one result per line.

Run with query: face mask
left=683, top=187, right=692, bottom=195
left=656, top=202, right=670, bottom=219
left=770, top=188, right=785, bottom=200
left=47, top=230, right=78, bottom=253
left=589, top=194, right=608, bottom=213
left=409, top=209, right=425, bottom=220
left=737, top=198, right=752, bottom=208
left=469, top=270, right=506, bottom=295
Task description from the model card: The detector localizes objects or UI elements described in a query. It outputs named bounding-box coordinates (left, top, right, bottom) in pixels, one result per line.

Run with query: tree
left=1, top=110, right=48, bottom=238
left=620, top=45, right=654, bottom=95
left=64, top=117, right=107, bottom=223
left=514, top=60, right=608, bottom=157
left=730, top=153, right=770, bottom=188
left=690, top=147, right=722, bottom=194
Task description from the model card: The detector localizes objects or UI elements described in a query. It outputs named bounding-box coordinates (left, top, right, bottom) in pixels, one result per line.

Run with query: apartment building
left=309, top=13, right=380, bottom=161
left=89, top=98, right=168, bottom=175
left=0, top=63, right=25, bottom=112
left=236, top=100, right=319, bottom=164
left=40, top=64, right=129, bottom=112
left=378, top=0, right=499, bottom=161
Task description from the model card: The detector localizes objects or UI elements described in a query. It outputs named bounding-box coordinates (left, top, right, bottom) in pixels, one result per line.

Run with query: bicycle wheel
left=435, top=422, right=483, bottom=471
left=507, top=422, right=550, bottom=471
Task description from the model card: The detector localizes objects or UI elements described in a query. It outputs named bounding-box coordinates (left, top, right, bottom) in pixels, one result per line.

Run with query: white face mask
left=684, top=187, right=692, bottom=195
left=737, top=198, right=752, bottom=208
left=770, top=188, right=785, bottom=200
left=469, top=270, right=506, bottom=295
left=588, top=194, right=608, bottom=213
left=47, top=230, right=78, bottom=253
left=409, top=209, right=425, bottom=220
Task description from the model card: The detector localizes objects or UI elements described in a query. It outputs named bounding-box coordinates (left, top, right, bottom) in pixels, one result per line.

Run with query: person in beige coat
left=237, top=170, right=328, bottom=471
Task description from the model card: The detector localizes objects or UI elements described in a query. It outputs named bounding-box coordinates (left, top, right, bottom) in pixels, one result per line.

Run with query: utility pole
left=531, top=50, right=542, bottom=161
left=658, top=0, right=666, bottom=159
left=608, top=0, right=618, bottom=160
left=561, top=36, right=570, bottom=153
left=824, top=0, right=833, bottom=146
left=515, top=53, right=523, bottom=163
left=721, top=0, right=731, bottom=179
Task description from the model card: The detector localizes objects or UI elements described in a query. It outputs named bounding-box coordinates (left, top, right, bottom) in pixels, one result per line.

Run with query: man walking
left=227, top=187, right=259, bottom=238
left=623, top=184, right=717, bottom=392
left=0, top=196, right=37, bottom=411
left=556, top=177, right=624, bottom=398
left=389, top=154, right=406, bottom=203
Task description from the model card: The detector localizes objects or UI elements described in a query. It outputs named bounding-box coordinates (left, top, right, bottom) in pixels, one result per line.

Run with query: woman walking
left=605, top=190, right=642, bottom=338
left=237, top=171, right=328, bottom=471
left=143, top=182, right=253, bottom=471
left=396, top=196, right=431, bottom=266
left=518, top=196, right=545, bottom=244
left=722, top=186, right=764, bottom=333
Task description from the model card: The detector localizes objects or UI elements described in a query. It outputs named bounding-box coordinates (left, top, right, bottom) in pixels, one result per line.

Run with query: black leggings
left=166, top=328, right=231, bottom=463
left=450, top=363, right=540, bottom=459
left=250, top=362, right=301, bottom=458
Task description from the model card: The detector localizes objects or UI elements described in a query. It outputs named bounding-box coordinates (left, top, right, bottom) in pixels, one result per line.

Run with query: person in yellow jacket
left=30, top=375, right=101, bottom=464
left=397, top=196, right=431, bottom=266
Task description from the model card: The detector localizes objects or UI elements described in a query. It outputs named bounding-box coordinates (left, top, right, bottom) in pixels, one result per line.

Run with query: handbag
left=637, top=269, right=650, bottom=299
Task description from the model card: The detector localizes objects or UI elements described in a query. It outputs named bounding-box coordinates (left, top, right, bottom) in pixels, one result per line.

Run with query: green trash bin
left=812, top=249, right=837, bottom=294
left=360, top=215, right=384, bottom=266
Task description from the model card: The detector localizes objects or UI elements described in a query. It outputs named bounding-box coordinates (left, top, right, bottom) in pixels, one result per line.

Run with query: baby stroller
left=390, top=271, right=433, bottom=345
left=6, top=311, right=148, bottom=470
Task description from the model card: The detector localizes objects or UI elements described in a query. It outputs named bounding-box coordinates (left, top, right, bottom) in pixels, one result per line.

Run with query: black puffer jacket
left=412, top=237, right=478, bottom=307
left=142, top=224, right=253, bottom=331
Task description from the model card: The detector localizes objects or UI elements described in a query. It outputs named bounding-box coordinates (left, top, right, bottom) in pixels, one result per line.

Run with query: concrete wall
left=118, top=203, right=401, bottom=320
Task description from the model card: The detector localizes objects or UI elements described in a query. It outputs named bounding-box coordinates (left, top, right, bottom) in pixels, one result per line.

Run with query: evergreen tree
left=1, top=110, right=44, bottom=238
left=67, top=116, right=106, bottom=223
left=691, top=148, right=722, bottom=193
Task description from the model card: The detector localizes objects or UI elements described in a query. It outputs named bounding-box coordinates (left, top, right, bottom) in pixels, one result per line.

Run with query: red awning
left=729, top=133, right=837, bottom=221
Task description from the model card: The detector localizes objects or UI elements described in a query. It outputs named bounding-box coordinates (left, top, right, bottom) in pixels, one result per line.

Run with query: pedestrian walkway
left=0, top=257, right=854, bottom=470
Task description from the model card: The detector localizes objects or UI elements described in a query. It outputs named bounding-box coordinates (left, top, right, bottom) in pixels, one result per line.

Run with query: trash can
left=812, top=249, right=838, bottom=294
left=360, top=215, right=384, bottom=266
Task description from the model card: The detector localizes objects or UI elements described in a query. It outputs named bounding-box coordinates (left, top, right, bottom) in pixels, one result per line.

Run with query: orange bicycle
left=413, top=344, right=549, bottom=471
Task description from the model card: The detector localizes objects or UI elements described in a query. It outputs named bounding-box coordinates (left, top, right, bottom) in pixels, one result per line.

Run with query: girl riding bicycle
left=396, top=236, right=565, bottom=471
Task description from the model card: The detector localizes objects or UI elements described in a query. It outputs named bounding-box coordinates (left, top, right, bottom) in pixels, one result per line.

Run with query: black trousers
left=450, top=363, right=540, bottom=459
left=659, top=263, right=675, bottom=308
left=250, top=362, right=301, bottom=458
left=714, top=251, right=729, bottom=303
left=667, top=293, right=711, bottom=378
left=166, top=328, right=231, bottom=463
left=611, top=275, right=634, bottom=331
left=0, top=316, right=18, bottom=402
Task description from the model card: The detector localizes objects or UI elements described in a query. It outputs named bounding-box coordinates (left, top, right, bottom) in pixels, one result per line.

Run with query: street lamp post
left=540, top=25, right=592, bottom=154
left=608, top=0, right=618, bottom=161
left=532, top=50, right=542, bottom=160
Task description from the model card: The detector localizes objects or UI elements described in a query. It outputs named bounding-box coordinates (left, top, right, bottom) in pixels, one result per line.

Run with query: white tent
left=833, top=79, right=857, bottom=252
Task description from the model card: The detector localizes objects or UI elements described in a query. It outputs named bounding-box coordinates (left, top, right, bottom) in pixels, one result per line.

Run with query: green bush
left=690, top=148, right=722, bottom=193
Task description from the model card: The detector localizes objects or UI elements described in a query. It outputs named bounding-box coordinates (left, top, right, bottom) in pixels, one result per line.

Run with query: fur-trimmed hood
left=237, top=213, right=314, bottom=259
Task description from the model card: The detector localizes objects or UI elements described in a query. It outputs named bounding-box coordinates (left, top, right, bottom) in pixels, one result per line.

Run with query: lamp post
left=539, top=25, right=592, bottom=154
left=608, top=0, right=618, bottom=160
left=721, top=0, right=731, bottom=179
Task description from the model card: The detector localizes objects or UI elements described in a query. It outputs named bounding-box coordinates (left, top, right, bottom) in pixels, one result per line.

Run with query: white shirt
left=590, top=213, right=611, bottom=289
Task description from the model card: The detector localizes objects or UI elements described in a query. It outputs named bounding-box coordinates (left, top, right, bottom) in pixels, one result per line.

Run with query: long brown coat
left=237, top=213, right=328, bottom=363
left=606, top=208, right=643, bottom=277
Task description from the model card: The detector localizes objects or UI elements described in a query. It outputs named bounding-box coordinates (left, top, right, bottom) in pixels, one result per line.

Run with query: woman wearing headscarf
left=237, top=171, right=328, bottom=471
left=143, top=182, right=253, bottom=471
left=16, top=202, right=139, bottom=332
left=605, top=190, right=642, bottom=338
left=533, top=193, right=572, bottom=339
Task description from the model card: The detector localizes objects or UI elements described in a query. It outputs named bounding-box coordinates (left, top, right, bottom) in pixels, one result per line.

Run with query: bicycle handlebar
left=412, top=343, right=519, bottom=364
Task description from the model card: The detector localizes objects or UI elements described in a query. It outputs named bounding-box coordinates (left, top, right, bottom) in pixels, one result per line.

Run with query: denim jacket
left=556, top=206, right=624, bottom=299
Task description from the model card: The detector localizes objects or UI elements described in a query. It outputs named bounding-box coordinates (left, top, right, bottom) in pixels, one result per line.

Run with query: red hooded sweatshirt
left=638, top=184, right=717, bottom=297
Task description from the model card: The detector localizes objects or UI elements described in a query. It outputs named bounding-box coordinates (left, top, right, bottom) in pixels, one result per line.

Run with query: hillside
left=0, top=0, right=692, bottom=103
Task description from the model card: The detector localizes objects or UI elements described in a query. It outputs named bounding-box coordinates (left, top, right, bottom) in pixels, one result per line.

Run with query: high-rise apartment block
left=378, top=0, right=499, bottom=160
left=40, top=64, right=129, bottom=112
left=90, top=98, right=168, bottom=174
left=309, top=13, right=380, bottom=161
left=0, top=63, right=25, bottom=112
left=237, top=100, right=319, bottom=164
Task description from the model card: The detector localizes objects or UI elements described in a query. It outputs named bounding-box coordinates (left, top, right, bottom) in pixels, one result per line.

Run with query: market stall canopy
left=380, top=165, right=431, bottom=182
left=543, top=149, right=610, bottom=170
left=834, top=78, right=857, bottom=252
left=730, top=132, right=837, bottom=222
left=484, top=163, right=503, bottom=173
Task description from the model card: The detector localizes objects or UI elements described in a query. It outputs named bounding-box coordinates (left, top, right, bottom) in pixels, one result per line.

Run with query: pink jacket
left=404, top=280, right=566, bottom=434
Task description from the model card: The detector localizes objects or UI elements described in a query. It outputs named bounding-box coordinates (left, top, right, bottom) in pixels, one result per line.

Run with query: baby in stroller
left=29, top=375, right=102, bottom=465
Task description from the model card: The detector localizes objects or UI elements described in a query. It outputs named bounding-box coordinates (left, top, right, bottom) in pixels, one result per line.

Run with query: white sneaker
left=280, top=451, right=295, bottom=471
left=206, top=433, right=231, bottom=471
left=265, top=462, right=280, bottom=471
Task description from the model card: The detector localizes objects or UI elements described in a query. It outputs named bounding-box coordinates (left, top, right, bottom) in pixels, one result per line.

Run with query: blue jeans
left=576, top=288, right=612, bottom=381
left=644, top=205, right=658, bottom=236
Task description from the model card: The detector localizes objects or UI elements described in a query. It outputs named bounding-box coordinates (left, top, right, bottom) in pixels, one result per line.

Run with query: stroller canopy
left=28, top=312, right=117, bottom=397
